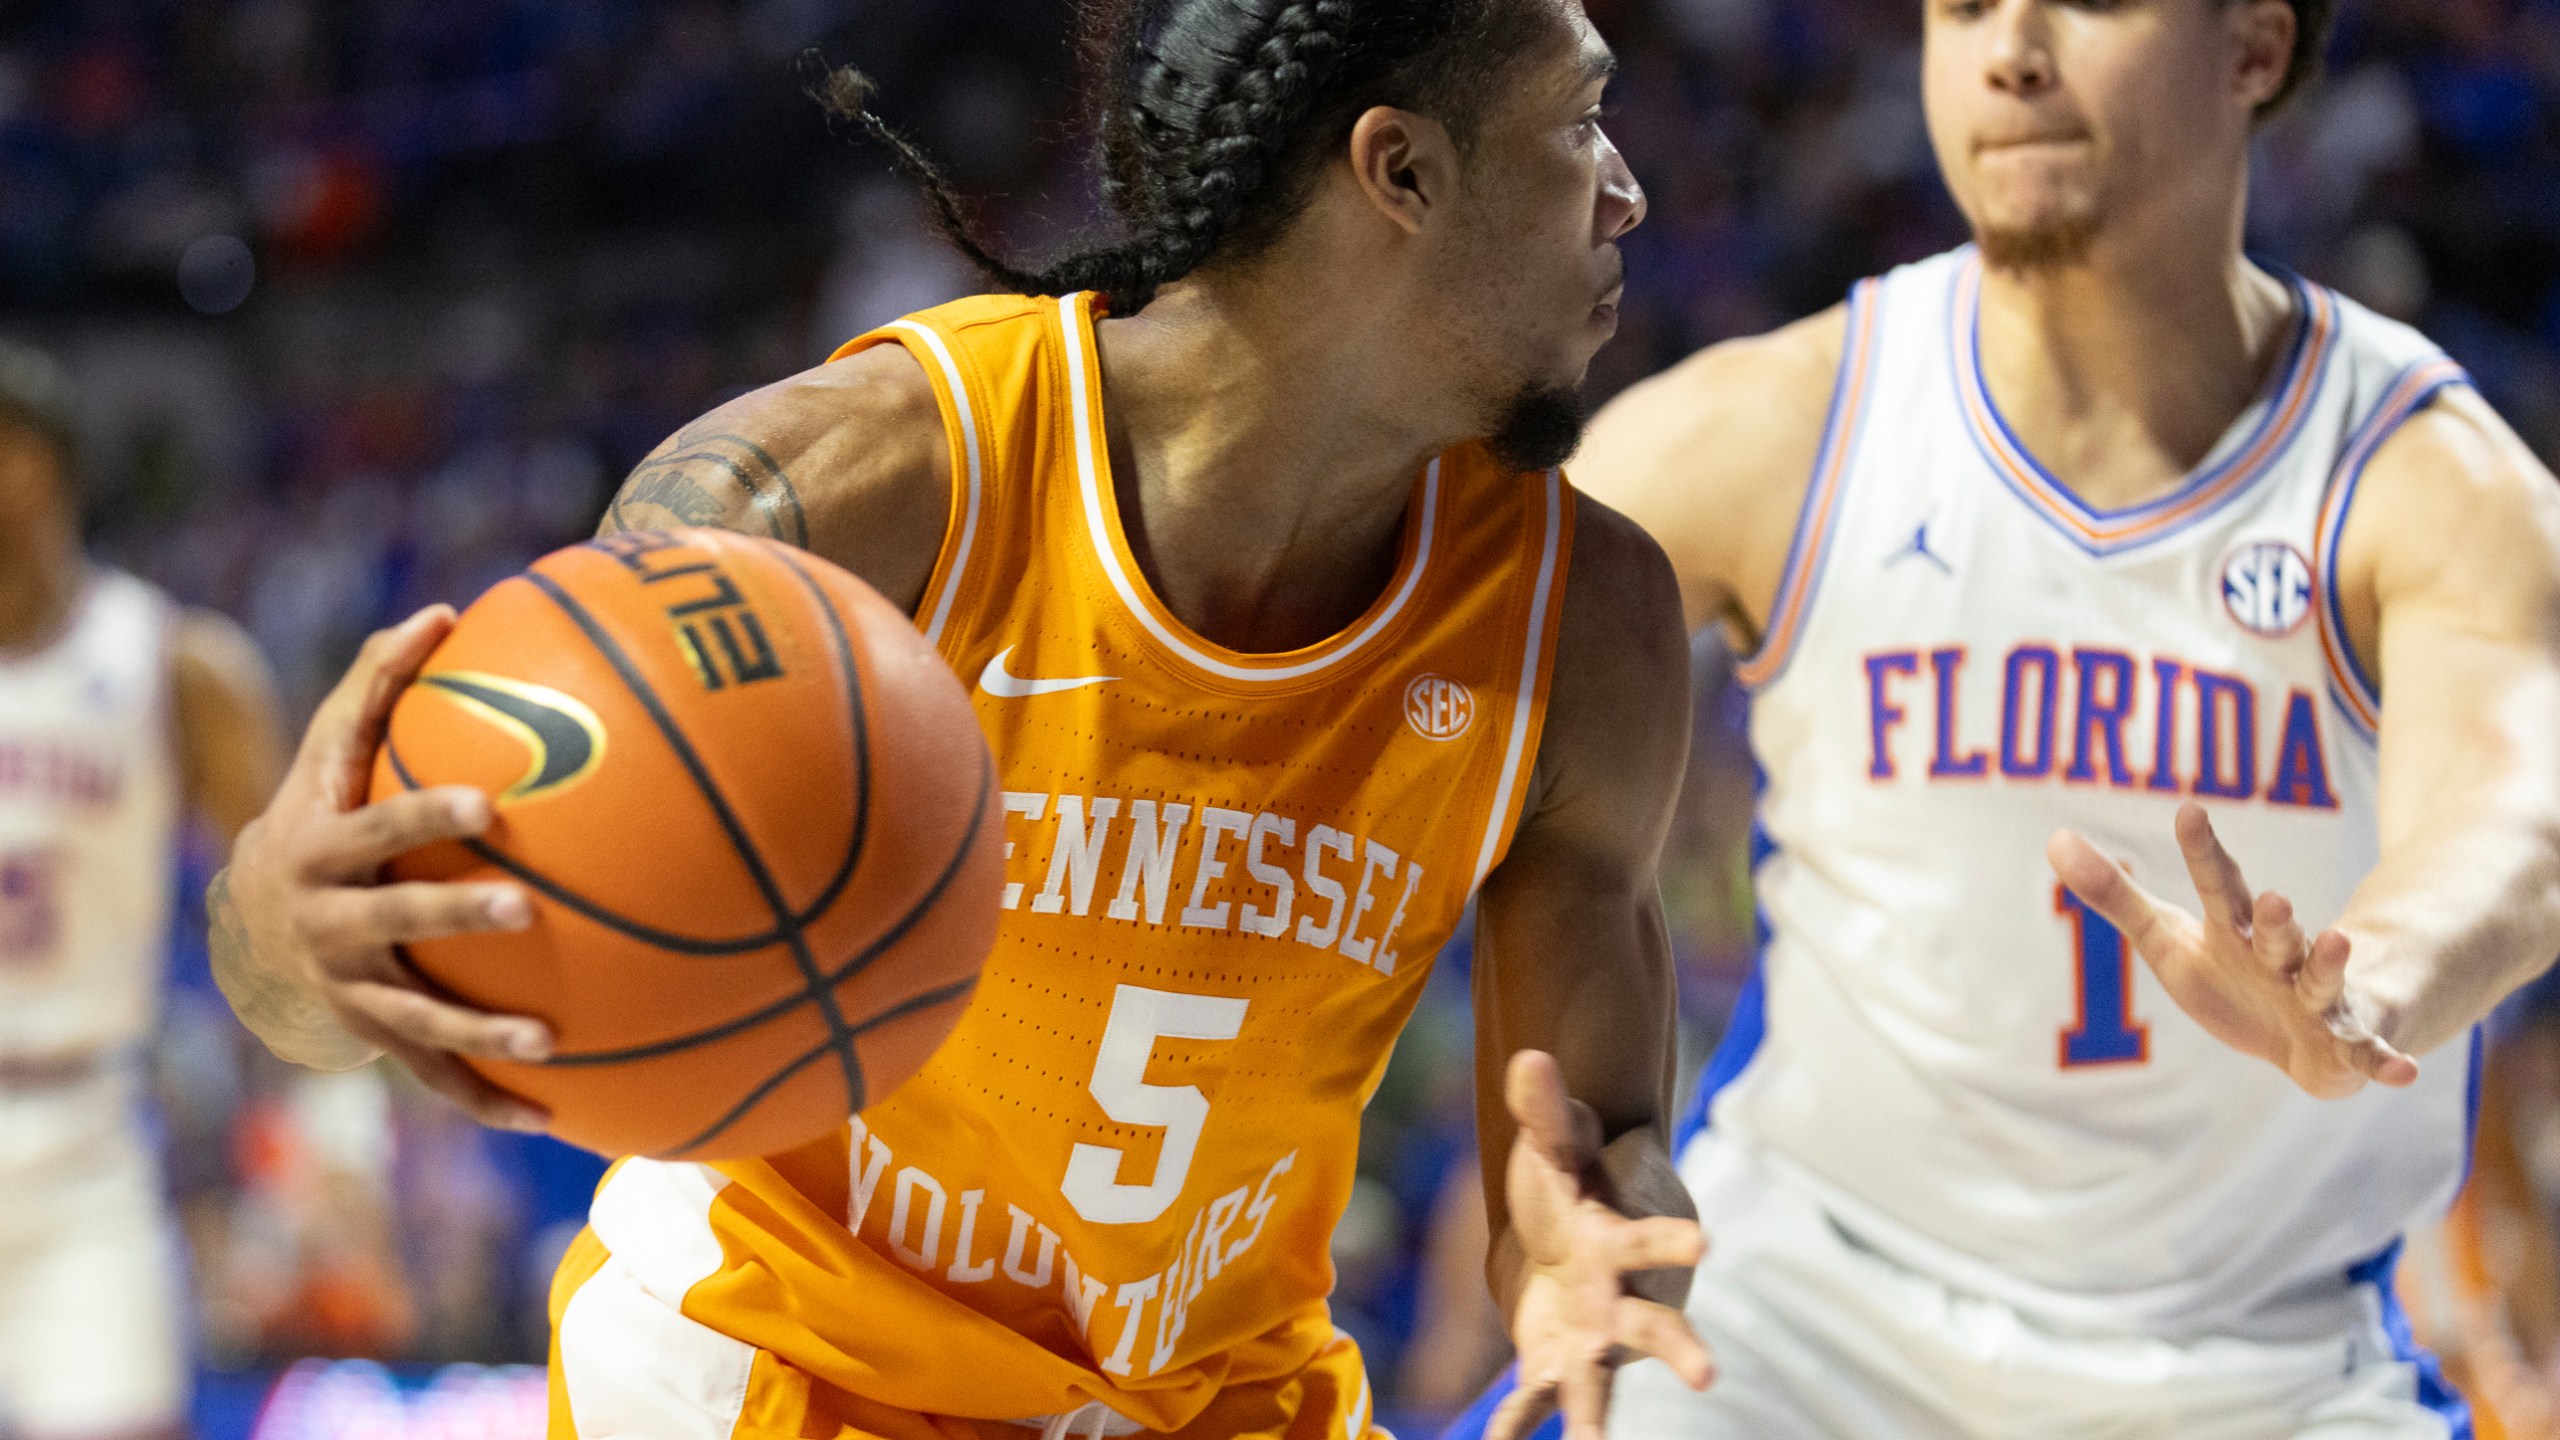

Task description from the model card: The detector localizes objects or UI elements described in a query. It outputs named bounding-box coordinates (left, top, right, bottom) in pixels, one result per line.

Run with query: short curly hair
left=2259, top=0, right=2338, bottom=116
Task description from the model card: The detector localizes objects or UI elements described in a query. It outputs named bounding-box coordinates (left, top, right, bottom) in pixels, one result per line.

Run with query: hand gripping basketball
left=221, top=603, right=555, bottom=1132
left=362, top=530, right=1002, bottom=1160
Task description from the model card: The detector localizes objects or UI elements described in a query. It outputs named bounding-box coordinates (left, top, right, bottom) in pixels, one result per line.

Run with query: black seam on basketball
left=389, top=718, right=993, bottom=1071
left=762, top=541, right=874, bottom=930
left=763, top=540, right=879, bottom=1113
left=543, top=751, right=992, bottom=1067
left=655, top=974, right=979, bottom=1160
left=383, top=940, right=467, bottom=1002
left=385, top=741, right=789, bottom=956
left=659, top=1034, right=834, bottom=1160
left=524, top=569, right=869, bottom=1116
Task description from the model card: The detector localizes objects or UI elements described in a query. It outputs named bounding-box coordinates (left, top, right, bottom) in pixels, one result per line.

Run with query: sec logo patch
left=2220, top=541, right=2314, bottom=638
left=1404, top=674, right=1475, bottom=741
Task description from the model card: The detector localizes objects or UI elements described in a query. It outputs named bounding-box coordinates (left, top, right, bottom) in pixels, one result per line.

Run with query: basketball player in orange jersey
left=1450, top=0, right=2560, bottom=1434
left=202, top=2, right=1720, bottom=1437
left=0, top=341, right=288, bottom=1439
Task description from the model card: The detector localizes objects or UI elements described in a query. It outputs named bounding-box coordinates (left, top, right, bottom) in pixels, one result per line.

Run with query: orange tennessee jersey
left=558, top=293, right=1573, bottom=1432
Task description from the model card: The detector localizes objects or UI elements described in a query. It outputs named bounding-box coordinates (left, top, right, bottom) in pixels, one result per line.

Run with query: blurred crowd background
left=7, top=0, right=2560, bottom=1433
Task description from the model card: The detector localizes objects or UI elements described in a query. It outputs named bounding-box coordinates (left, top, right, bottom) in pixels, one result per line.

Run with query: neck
left=1094, top=269, right=1464, bottom=653
left=0, top=526, right=83, bottom=653
left=1975, top=196, right=2294, bottom=511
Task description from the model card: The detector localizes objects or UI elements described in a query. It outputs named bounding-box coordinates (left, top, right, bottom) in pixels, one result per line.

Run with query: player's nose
left=1984, top=0, right=2059, bottom=97
left=1598, top=130, right=1646, bottom=241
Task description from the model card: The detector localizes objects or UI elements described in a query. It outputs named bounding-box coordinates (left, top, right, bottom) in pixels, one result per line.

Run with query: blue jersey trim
left=1735, top=279, right=1881, bottom=691
left=1439, top=1366, right=1560, bottom=1440
left=2461, top=1024, right=2485, bottom=1188
left=1971, top=271, right=2319, bottom=521
left=1675, top=960, right=1767, bottom=1153
left=1678, top=761, right=1781, bottom=1149
left=2312, top=358, right=2472, bottom=740
left=2347, top=1240, right=2475, bottom=1439
left=1951, top=256, right=2336, bottom=559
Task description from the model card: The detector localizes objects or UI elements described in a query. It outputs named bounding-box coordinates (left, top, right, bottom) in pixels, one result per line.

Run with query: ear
left=1345, top=105, right=1461, bottom=238
left=2226, top=0, right=2297, bottom=112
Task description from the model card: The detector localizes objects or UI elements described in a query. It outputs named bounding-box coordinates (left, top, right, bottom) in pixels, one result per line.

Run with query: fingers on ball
left=303, top=790, right=494, bottom=876
left=338, top=979, right=552, bottom=1064
left=381, top=1036, right=549, bottom=1132
left=300, top=880, right=527, bottom=953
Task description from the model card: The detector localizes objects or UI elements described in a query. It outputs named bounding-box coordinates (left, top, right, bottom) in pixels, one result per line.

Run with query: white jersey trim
left=1055, top=294, right=1440, bottom=685
left=1471, top=468, right=1565, bottom=888
left=884, top=319, right=987, bottom=649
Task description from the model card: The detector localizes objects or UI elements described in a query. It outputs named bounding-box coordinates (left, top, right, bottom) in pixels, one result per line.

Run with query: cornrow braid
left=813, top=0, right=1548, bottom=312
left=1102, top=0, right=1357, bottom=308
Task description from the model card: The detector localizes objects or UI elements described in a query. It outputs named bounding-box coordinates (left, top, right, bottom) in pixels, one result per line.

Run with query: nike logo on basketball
left=978, top=647, right=1116, bottom=698
left=417, top=672, right=607, bottom=802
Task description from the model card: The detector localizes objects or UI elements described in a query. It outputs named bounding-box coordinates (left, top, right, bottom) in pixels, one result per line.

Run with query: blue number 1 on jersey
left=2057, top=884, right=2149, bottom=1067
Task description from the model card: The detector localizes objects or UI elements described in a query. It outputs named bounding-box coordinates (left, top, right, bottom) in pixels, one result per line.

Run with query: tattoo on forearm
left=206, top=868, right=376, bottom=1071
left=602, top=433, right=809, bottom=546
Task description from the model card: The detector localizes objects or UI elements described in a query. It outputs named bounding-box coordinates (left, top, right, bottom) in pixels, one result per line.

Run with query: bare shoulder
left=1571, top=304, right=1849, bottom=633
left=167, top=606, right=285, bottom=834
left=169, top=606, right=277, bottom=705
left=2341, top=385, right=2560, bottom=640
left=1516, top=497, right=1692, bottom=856
left=601, top=341, right=954, bottom=616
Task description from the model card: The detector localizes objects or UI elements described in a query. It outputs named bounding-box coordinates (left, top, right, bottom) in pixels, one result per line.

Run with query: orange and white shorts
left=546, top=1227, right=1390, bottom=1440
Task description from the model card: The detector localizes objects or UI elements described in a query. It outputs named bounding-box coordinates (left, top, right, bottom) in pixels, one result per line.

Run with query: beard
left=1484, top=382, right=1589, bottom=473
left=1972, top=191, right=2106, bottom=271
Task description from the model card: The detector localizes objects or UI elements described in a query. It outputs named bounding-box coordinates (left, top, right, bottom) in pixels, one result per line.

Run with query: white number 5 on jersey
left=1062, top=984, right=1250, bottom=1225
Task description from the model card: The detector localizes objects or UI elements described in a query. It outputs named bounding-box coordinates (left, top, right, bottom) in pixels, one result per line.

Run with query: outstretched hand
left=1483, top=1051, right=1713, bottom=1440
left=2049, top=804, right=2417, bottom=1099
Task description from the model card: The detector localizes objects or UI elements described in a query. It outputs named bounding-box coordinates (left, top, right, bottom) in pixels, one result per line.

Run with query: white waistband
left=1015, top=1401, right=1147, bottom=1440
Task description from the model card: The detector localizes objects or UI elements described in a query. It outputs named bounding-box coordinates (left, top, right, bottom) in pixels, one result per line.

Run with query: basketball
left=364, top=527, right=1001, bottom=1161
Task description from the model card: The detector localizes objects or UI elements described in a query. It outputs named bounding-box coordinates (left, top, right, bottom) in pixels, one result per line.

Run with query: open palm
left=1483, top=1051, right=1712, bottom=1440
left=2049, top=804, right=2418, bottom=1100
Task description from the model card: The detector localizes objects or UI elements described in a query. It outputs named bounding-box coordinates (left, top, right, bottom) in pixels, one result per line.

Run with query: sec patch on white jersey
left=1689, top=246, right=2480, bottom=1357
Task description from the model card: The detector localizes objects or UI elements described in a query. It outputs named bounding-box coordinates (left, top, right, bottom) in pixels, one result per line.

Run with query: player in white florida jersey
left=0, top=342, right=286, bottom=1440
left=1437, top=1, right=2560, bottom=1437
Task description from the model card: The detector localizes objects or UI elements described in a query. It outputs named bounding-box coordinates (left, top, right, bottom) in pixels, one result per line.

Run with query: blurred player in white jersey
left=1445, top=2, right=2560, bottom=1437
left=0, top=342, right=285, bottom=1440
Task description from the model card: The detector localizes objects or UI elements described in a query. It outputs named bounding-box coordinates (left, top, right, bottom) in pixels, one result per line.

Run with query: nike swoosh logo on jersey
left=978, top=647, right=1117, bottom=698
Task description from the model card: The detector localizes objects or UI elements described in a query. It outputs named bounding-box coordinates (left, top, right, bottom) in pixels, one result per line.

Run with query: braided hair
left=818, top=0, right=1549, bottom=312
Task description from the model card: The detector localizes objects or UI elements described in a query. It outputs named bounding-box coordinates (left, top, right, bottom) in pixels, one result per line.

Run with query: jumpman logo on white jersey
left=1887, top=518, right=1955, bottom=576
